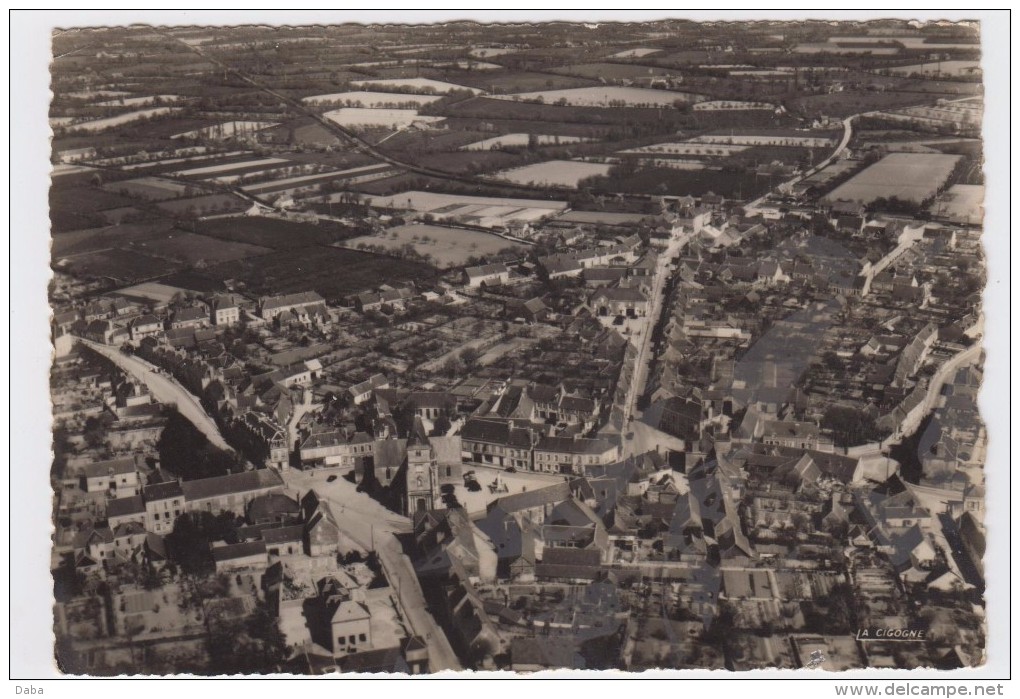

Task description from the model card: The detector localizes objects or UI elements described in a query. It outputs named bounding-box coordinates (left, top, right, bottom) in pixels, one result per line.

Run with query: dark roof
left=261, top=524, right=305, bottom=545
left=247, top=493, right=300, bottom=522
left=534, top=563, right=600, bottom=582
left=181, top=469, right=284, bottom=502
left=491, top=482, right=571, bottom=514
left=106, top=494, right=145, bottom=518
left=262, top=291, right=324, bottom=312
left=462, top=418, right=532, bottom=448
left=541, top=547, right=601, bottom=567
left=211, top=541, right=267, bottom=562
left=535, top=435, right=614, bottom=455
left=173, top=306, right=207, bottom=323
left=83, top=456, right=138, bottom=479
left=143, top=481, right=183, bottom=502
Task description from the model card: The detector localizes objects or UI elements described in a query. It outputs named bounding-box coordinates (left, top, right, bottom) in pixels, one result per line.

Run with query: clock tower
left=405, top=416, right=438, bottom=516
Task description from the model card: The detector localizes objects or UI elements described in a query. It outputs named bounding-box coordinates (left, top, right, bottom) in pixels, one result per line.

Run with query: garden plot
left=66, top=89, right=133, bottom=101
left=302, top=91, right=443, bottom=108
left=619, top=142, right=748, bottom=156
left=690, top=133, right=836, bottom=148
left=493, top=160, right=611, bottom=188
left=461, top=133, right=591, bottom=151
left=493, top=86, right=704, bottom=107
left=693, top=100, right=776, bottom=111
left=172, top=121, right=279, bottom=140
left=241, top=163, right=394, bottom=195
left=323, top=108, right=445, bottom=129
left=56, top=107, right=182, bottom=133
left=349, top=77, right=484, bottom=95
left=171, top=157, right=291, bottom=178
left=343, top=223, right=524, bottom=268
left=824, top=152, right=962, bottom=205
left=94, top=94, right=182, bottom=107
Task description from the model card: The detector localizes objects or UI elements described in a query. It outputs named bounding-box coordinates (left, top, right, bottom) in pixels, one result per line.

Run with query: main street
left=78, top=338, right=231, bottom=451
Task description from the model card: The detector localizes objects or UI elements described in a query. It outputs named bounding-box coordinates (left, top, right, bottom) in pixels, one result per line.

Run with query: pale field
left=122, top=150, right=248, bottom=170
left=349, top=77, right=484, bottom=95
left=494, top=85, right=705, bottom=107
left=172, top=121, right=279, bottom=140
left=94, top=94, right=182, bottom=107
left=461, top=133, right=590, bottom=151
left=66, top=89, right=133, bottom=100
left=494, top=160, right=612, bottom=188
left=693, top=100, right=776, bottom=111
left=58, top=107, right=181, bottom=133
left=343, top=223, right=523, bottom=267
left=931, top=184, right=984, bottom=224
left=691, top=134, right=835, bottom=147
left=323, top=108, right=444, bottom=129
left=172, top=156, right=289, bottom=177
left=887, top=60, right=982, bottom=77
left=302, top=91, right=443, bottom=107
left=825, top=152, right=962, bottom=204
left=610, top=47, right=662, bottom=58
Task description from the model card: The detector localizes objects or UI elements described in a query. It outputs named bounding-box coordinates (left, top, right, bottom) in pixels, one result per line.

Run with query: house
left=142, top=480, right=185, bottom=535
left=302, top=490, right=342, bottom=557
left=210, top=294, right=241, bottom=326
left=260, top=291, right=325, bottom=321
left=464, top=263, right=509, bottom=288
left=329, top=598, right=373, bottom=658
left=460, top=418, right=534, bottom=471
left=532, top=436, right=619, bottom=476
left=354, top=287, right=415, bottom=314
left=171, top=306, right=209, bottom=330
left=349, top=374, right=389, bottom=405
left=82, top=456, right=141, bottom=498
left=519, top=297, right=549, bottom=324
left=130, top=315, right=164, bottom=341
left=182, top=468, right=287, bottom=518
left=211, top=541, right=269, bottom=572
left=590, top=285, right=648, bottom=318
left=762, top=420, right=833, bottom=452
left=106, top=494, right=146, bottom=529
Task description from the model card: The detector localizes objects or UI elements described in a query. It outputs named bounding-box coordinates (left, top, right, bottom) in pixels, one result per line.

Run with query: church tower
left=405, top=416, right=438, bottom=516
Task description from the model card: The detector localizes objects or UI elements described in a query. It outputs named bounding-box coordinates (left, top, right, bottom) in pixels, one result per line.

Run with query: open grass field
left=194, top=215, right=363, bottom=250
left=493, top=159, right=612, bottom=188
left=127, top=231, right=272, bottom=264
left=791, top=90, right=954, bottom=119
left=50, top=187, right=146, bottom=233
left=323, top=108, right=444, bottom=129
left=349, top=77, right=484, bottom=94
left=301, top=91, right=443, bottom=108
left=824, top=152, right=962, bottom=204
left=55, top=247, right=179, bottom=283
left=51, top=221, right=176, bottom=258
left=461, top=133, right=591, bottom=151
left=930, top=184, right=983, bottom=225
left=172, top=157, right=290, bottom=178
left=590, top=166, right=774, bottom=199
left=185, top=245, right=437, bottom=302
left=552, top=62, right=683, bottom=82
left=343, top=223, right=524, bottom=268
left=58, top=107, right=183, bottom=134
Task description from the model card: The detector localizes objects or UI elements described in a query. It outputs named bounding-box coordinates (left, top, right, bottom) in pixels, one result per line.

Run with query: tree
left=157, top=409, right=242, bottom=480
left=459, top=346, right=481, bottom=369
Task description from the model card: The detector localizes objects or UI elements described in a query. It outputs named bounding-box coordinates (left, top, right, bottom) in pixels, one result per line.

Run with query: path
left=78, top=338, right=231, bottom=451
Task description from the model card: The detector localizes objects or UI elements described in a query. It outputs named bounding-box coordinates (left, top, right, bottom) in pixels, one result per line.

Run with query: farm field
left=610, top=48, right=662, bottom=58
left=50, top=187, right=145, bottom=232
left=367, top=190, right=568, bottom=227
left=930, top=184, right=984, bottom=225
left=693, top=100, right=776, bottom=111
left=619, top=142, right=749, bottom=156
left=103, top=177, right=195, bottom=200
left=690, top=133, right=835, bottom=148
left=54, top=247, right=179, bottom=283
left=153, top=194, right=249, bottom=216
left=348, top=77, right=484, bottom=94
left=172, top=121, right=278, bottom=140
left=493, top=160, right=612, bottom=188
left=120, top=150, right=248, bottom=171
left=57, top=107, right=182, bottom=133
left=194, top=215, right=363, bottom=250
left=887, top=61, right=982, bottom=77
left=461, top=133, right=591, bottom=151
left=126, top=231, right=272, bottom=264
left=187, top=245, right=437, bottom=301
left=824, top=152, right=962, bottom=205
left=51, top=221, right=176, bottom=258
left=66, top=89, right=133, bottom=100
left=469, top=47, right=516, bottom=58
left=493, top=85, right=704, bottom=107
left=551, top=62, right=683, bottom=81
left=172, top=157, right=290, bottom=178
left=343, top=223, right=525, bottom=268
left=323, top=108, right=444, bottom=129
left=301, top=91, right=443, bottom=108
left=93, top=94, right=182, bottom=107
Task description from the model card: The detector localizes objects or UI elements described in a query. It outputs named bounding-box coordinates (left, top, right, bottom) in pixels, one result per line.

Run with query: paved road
left=282, top=469, right=463, bottom=672
left=78, top=338, right=231, bottom=451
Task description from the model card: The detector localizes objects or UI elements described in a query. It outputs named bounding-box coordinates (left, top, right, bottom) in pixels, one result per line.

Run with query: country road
left=78, top=338, right=232, bottom=451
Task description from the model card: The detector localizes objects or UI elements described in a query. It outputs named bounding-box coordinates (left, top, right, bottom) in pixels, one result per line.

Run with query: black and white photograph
left=8, top=8, right=1013, bottom=689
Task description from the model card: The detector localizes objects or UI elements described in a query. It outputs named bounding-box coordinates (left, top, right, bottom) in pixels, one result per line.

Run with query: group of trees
left=157, top=409, right=245, bottom=481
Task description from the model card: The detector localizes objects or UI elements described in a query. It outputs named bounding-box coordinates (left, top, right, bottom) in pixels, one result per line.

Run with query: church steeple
left=405, top=416, right=438, bottom=515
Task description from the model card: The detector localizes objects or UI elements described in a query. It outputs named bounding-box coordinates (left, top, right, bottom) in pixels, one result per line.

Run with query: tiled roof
left=143, top=481, right=183, bottom=502
left=211, top=540, right=267, bottom=562
left=107, top=494, right=145, bottom=518
left=262, top=291, right=324, bottom=312
left=83, top=456, right=138, bottom=479
left=181, top=469, right=284, bottom=502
